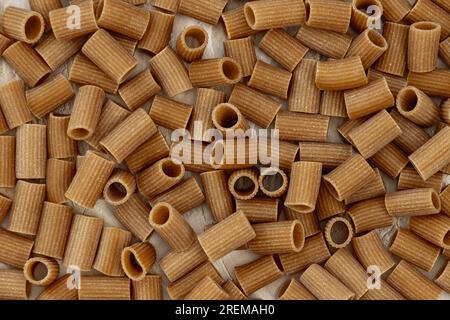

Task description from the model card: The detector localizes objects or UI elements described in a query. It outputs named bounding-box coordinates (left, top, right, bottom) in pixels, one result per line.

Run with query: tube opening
left=213, top=104, right=239, bottom=129
left=444, top=231, right=450, bottom=247
left=277, top=280, right=291, bottom=298
left=69, top=128, right=90, bottom=140
left=107, top=182, right=127, bottom=202
left=184, top=28, right=207, bottom=49
left=162, top=160, right=182, bottom=178
left=30, top=261, right=48, bottom=281
left=233, top=176, right=257, bottom=197
left=292, top=222, right=304, bottom=251
left=431, top=191, right=441, bottom=210
left=273, top=255, right=284, bottom=272
left=305, top=2, right=311, bottom=22
left=413, top=22, right=440, bottom=31
left=25, top=15, right=42, bottom=41
left=262, top=172, right=284, bottom=192
left=355, top=0, right=379, bottom=12
left=367, top=29, right=387, bottom=49
left=244, top=6, right=256, bottom=27
left=123, top=250, right=144, bottom=278
left=222, top=60, right=240, bottom=81
left=398, top=88, right=418, bottom=112
left=330, top=220, right=350, bottom=245
left=151, top=205, right=170, bottom=225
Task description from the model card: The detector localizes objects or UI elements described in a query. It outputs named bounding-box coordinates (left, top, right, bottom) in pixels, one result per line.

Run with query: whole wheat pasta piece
left=361, top=280, right=405, bottom=300
left=345, top=168, right=385, bottom=205
left=79, top=276, right=130, bottom=300
left=440, top=37, right=450, bottom=66
left=188, top=88, right=226, bottom=141
left=197, top=211, right=255, bottom=261
left=435, top=262, right=450, bottom=293
left=178, top=0, right=227, bottom=25
left=351, top=0, right=384, bottom=33
left=36, top=274, right=78, bottom=300
left=115, top=194, right=153, bottom=241
left=150, top=178, right=204, bottom=214
left=316, top=56, right=368, bottom=91
left=379, top=0, right=411, bottom=22
left=223, top=280, right=247, bottom=300
left=324, top=217, right=354, bottom=250
left=345, top=78, right=394, bottom=119
left=65, top=151, right=115, bottom=208
left=167, top=262, right=224, bottom=300
left=2, top=6, right=44, bottom=44
left=86, top=100, right=130, bottom=150
left=36, top=33, right=86, bottom=71
left=305, top=0, right=351, bottom=33
left=348, top=110, right=401, bottom=159
left=149, top=46, right=193, bottom=97
left=337, top=117, right=367, bottom=143
left=29, top=0, right=62, bottom=29
left=248, top=60, right=291, bottom=99
left=93, top=227, right=132, bottom=276
left=410, top=214, right=450, bottom=249
left=46, top=159, right=75, bottom=204
left=406, top=0, right=450, bottom=39
left=150, top=0, right=179, bottom=13
left=150, top=95, right=192, bottom=130
left=170, top=140, right=214, bottom=173
left=396, top=86, right=440, bottom=127
left=407, top=69, right=450, bottom=98
left=33, top=202, right=73, bottom=259
left=67, top=85, right=105, bottom=141
left=387, top=260, right=444, bottom=300
left=316, top=184, right=345, bottom=221
left=352, top=230, right=395, bottom=274
left=442, top=99, right=450, bottom=125
left=367, top=69, right=407, bottom=96
left=398, top=166, right=442, bottom=193
left=408, top=22, right=441, bottom=73
left=189, top=58, right=243, bottom=88
left=24, top=256, right=59, bottom=286
left=236, top=198, right=278, bottom=223
left=346, top=29, right=388, bottom=70
left=0, top=270, right=29, bottom=300
left=325, top=248, right=369, bottom=299
left=50, top=0, right=98, bottom=40
left=369, top=143, right=409, bottom=178
left=149, top=202, right=196, bottom=252
left=124, top=130, right=169, bottom=174
left=323, top=153, right=376, bottom=202
left=2, top=41, right=51, bottom=88
left=138, top=10, right=175, bottom=54
left=265, top=140, right=299, bottom=172
left=258, top=167, right=288, bottom=198
left=228, top=168, right=259, bottom=201
left=347, top=197, right=393, bottom=234
left=103, top=170, right=135, bottom=206
left=206, top=137, right=258, bottom=171
left=228, top=84, right=281, bottom=129
left=299, top=142, right=352, bottom=171
left=27, top=75, right=74, bottom=119
left=244, top=0, right=306, bottom=30
left=0, top=229, right=34, bottom=269
left=132, top=275, right=163, bottom=300
left=375, top=22, right=409, bottom=77
left=212, top=103, right=248, bottom=134
left=97, top=0, right=149, bottom=40
left=275, top=111, right=330, bottom=142
left=185, top=276, right=230, bottom=300
left=112, top=32, right=138, bottom=55
left=390, top=228, right=440, bottom=272
left=63, top=214, right=103, bottom=271
left=47, top=114, right=78, bottom=159
left=223, top=36, right=256, bottom=77
left=235, top=255, right=284, bottom=296
left=279, top=233, right=331, bottom=274
left=222, top=6, right=256, bottom=40
left=300, top=264, right=354, bottom=300
left=160, top=241, right=207, bottom=282
left=0, top=194, right=12, bottom=224
left=0, top=79, right=32, bottom=129
left=82, top=29, right=137, bottom=84
left=442, top=185, right=450, bottom=217
left=385, top=188, right=441, bottom=217
left=119, top=69, right=161, bottom=111
left=409, top=125, right=450, bottom=180
left=320, top=90, right=347, bottom=117
left=433, top=0, right=450, bottom=12
left=100, top=109, right=157, bottom=163
left=285, top=161, right=322, bottom=213
left=284, top=208, right=321, bottom=238
left=278, top=279, right=316, bottom=300
left=121, top=242, right=156, bottom=281
left=137, top=158, right=184, bottom=199
left=0, top=110, right=8, bottom=134
left=177, top=25, right=208, bottom=62
left=390, top=109, right=430, bottom=155
left=248, top=221, right=305, bottom=255
left=259, top=28, right=308, bottom=72
left=8, top=180, right=45, bottom=236
left=0, top=33, right=12, bottom=55
left=296, top=25, right=352, bottom=59
left=288, top=59, right=320, bottom=114
left=69, top=54, right=119, bottom=94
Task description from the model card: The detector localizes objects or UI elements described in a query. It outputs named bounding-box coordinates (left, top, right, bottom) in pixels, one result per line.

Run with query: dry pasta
left=24, top=257, right=59, bottom=286
left=248, top=60, right=291, bottom=99
left=396, top=86, right=440, bottom=127
left=132, top=275, right=163, bottom=300
left=0, top=270, right=29, bottom=300
left=178, top=0, right=228, bottom=25
left=278, top=279, right=316, bottom=300
left=236, top=198, right=279, bottom=223
left=376, top=22, right=409, bottom=76
left=185, top=276, right=229, bottom=300
left=222, top=6, right=256, bottom=40
left=121, top=242, right=156, bottom=281
left=324, top=217, right=354, bottom=250
left=408, top=22, right=441, bottom=73
left=409, top=214, right=450, bottom=249
left=78, top=276, right=130, bottom=300
left=0, top=79, right=32, bottom=129
left=0, top=229, right=34, bottom=269
left=149, top=95, right=192, bottom=130
left=177, top=25, right=208, bottom=62
left=288, top=59, right=320, bottom=114
left=316, top=56, right=368, bottom=91
left=275, top=111, right=330, bottom=142
left=398, top=167, right=442, bottom=192
left=47, top=113, right=78, bottom=159
left=200, top=170, right=234, bottom=222
left=347, top=197, right=393, bottom=234
left=119, top=69, right=161, bottom=111
left=139, top=10, right=175, bottom=54
left=2, top=6, right=45, bottom=44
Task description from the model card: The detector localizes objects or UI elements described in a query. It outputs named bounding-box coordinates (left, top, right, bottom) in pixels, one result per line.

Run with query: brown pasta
left=24, top=256, right=59, bottom=286
left=119, top=69, right=161, bottom=111
left=47, top=113, right=78, bottom=159
left=189, top=58, right=243, bottom=88
left=63, top=214, right=103, bottom=271
left=248, top=60, right=291, bottom=99
left=396, top=86, right=440, bottom=127
left=406, top=0, right=450, bottom=39
left=320, top=90, right=347, bottom=117
left=150, top=95, right=192, bottom=130
left=275, top=111, right=330, bottom=142
left=442, top=185, right=450, bottom=217
left=29, top=0, right=62, bottom=28
left=236, top=198, right=278, bottom=223
left=132, top=275, right=163, bottom=300
left=390, top=109, right=430, bottom=155
left=408, top=22, right=441, bottom=73
left=407, top=69, right=450, bottom=98
left=385, top=188, right=441, bottom=217
left=258, top=167, right=288, bottom=198
left=2, top=6, right=44, bottom=44
left=305, top=0, right=352, bottom=33
left=0, top=229, right=34, bottom=269
left=138, top=10, right=175, bottom=54
left=0, top=80, right=32, bottom=130
left=150, top=0, right=179, bottom=13
left=367, top=68, right=407, bottom=96
left=0, top=270, right=29, bottom=300
left=375, top=22, right=409, bottom=76
left=0, top=33, right=12, bottom=55
left=442, top=99, right=450, bottom=125
left=222, top=6, right=256, bottom=40
left=222, top=280, right=247, bottom=300
left=36, top=274, right=78, bottom=300
left=199, top=170, right=233, bottom=222
left=288, top=59, right=320, bottom=114
left=379, top=0, right=411, bottom=22
left=2, top=41, right=51, bottom=87
left=278, top=279, right=316, bottom=300
left=315, top=56, right=368, bottom=91
left=351, top=0, right=384, bottom=33
left=316, top=183, right=345, bottom=221
left=46, top=159, right=75, bottom=204
left=177, top=25, right=208, bottom=62
left=410, top=214, right=450, bottom=249
left=211, top=102, right=248, bottom=134
left=285, top=208, right=321, bottom=238
left=337, top=117, right=367, bottom=143
left=435, top=261, right=450, bottom=293
left=178, top=0, right=228, bottom=25
left=299, top=142, right=352, bottom=171
left=228, top=168, right=259, bottom=200
left=34, top=202, right=73, bottom=259
left=0, top=193, right=12, bottom=224
left=185, top=276, right=230, bottom=300
left=345, top=168, right=386, bottom=205
left=324, top=217, right=354, bottom=250
left=440, top=37, right=450, bottom=66
left=347, top=197, right=393, bottom=234
left=103, top=170, right=135, bottom=206
left=197, top=211, right=255, bottom=261
left=398, top=166, right=442, bottom=192
left=78, top=276, right=130, bottom=300
left=369, top=143, right=409, bottom=178
left=121, top=242, right=156, bottom=281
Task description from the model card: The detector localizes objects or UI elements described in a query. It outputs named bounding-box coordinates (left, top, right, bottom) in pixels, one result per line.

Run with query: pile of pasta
left=1, top=0, right=450, bottom=301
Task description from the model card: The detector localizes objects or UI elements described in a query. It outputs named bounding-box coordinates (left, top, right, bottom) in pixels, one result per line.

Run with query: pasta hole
left=31, top=262, right=48, bottom=281
left=367, top=29, right=387, bottom=49
left=214, top=104, right=239, bottom=129
left=25, top=16, right=42, bottom=41
left=96, top=0, right=104, bottom=19
left=273, top=255, right=284, bottom=272
left=234, top=176, right=256, bottom=197
left=69, top=128, right=90, bottom=140
left=444, top=231, right=450, bottom=247
left=222, top=60, right=240, bottom=81
left=262, top=172, right=284, bottom=192
left=162, top=160, right=182, bottom=178
left=305, top=2, right=311, bottom=22
left=398, top=88, right=418, bottom=112
left=354, top=0, right=379, bottom=13
left=107, top=182, right=127, bottom=202
left=414, top=22, right=440, bottom=31
left=151, top=205, right=170, bottom=225
left=292, top=222, right=304, bottom=251
left=184, top=28, right=207, bottom=49
left=330, top=220, right=350, bottom=245
left=277, top=280, right=291, bottom=298
left=123, top=250, right=144, bottom=279
left=244, top=6, right=256, bottom=27
left=432, top=191, right=440, bottom=210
